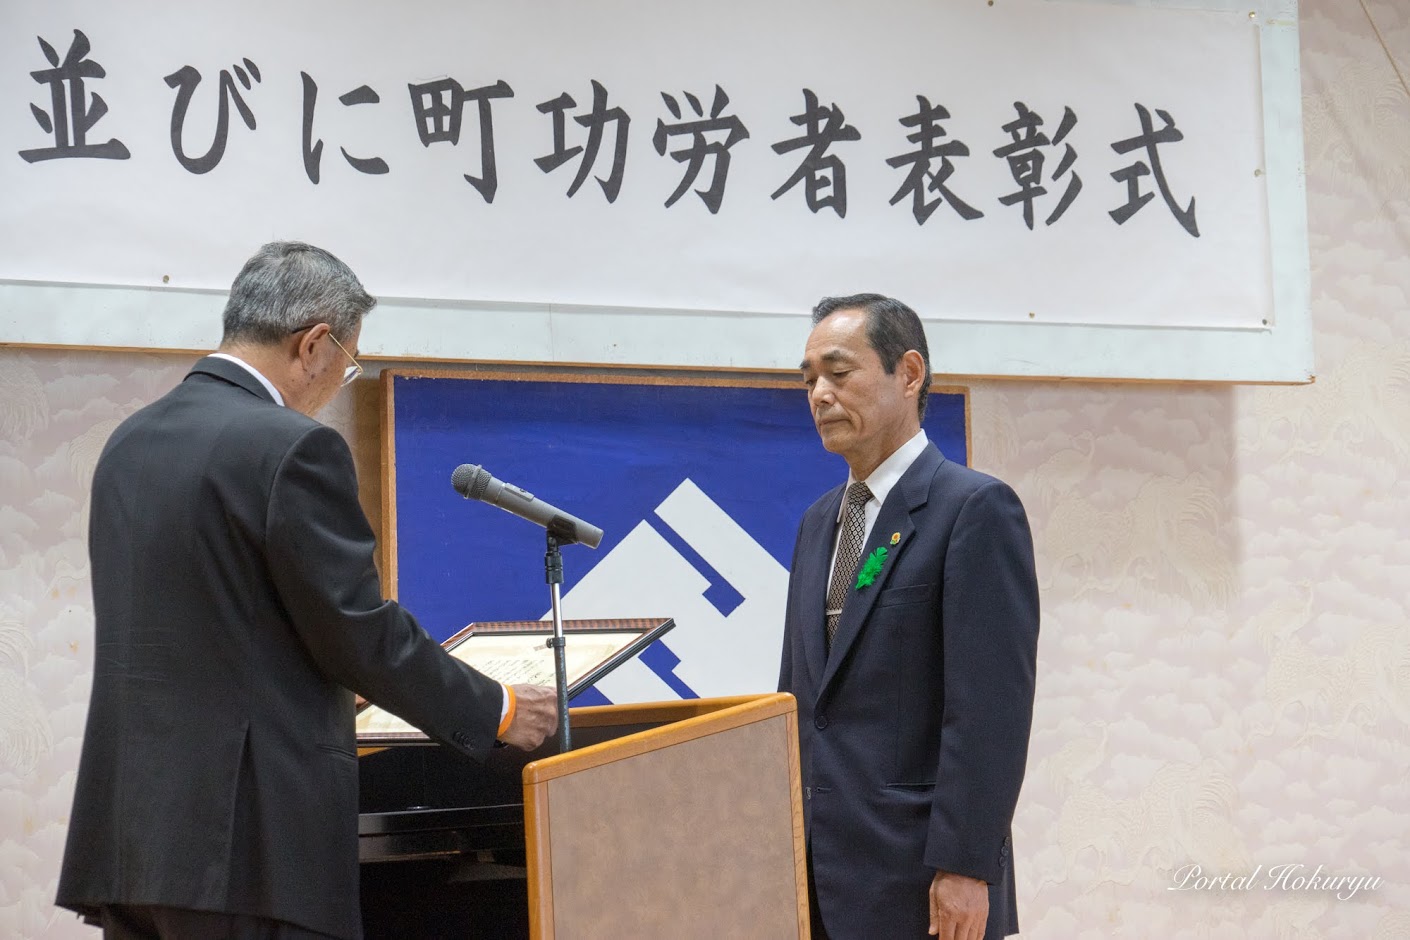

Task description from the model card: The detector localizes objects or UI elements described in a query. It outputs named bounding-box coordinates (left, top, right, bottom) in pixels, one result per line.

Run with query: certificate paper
left=356, top=619, right=673, bottom=741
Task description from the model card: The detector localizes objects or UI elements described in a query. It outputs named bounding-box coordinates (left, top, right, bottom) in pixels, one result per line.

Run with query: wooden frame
left=354, top=617, right=675, bottom=745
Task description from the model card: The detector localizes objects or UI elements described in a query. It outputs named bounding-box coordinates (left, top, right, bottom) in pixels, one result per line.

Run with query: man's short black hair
left=812, top=293, right=931, bottom=420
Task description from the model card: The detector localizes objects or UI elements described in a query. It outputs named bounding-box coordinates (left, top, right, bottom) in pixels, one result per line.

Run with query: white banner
left=1, top=1, right=1313, bottom=382
left=3, top=0, right=1273, bottom=333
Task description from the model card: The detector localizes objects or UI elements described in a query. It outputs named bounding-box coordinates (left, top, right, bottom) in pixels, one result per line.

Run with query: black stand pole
left=544, top=534, right=572, bottom=753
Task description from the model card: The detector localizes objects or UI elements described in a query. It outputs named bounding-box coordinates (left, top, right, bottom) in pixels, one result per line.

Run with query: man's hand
left=928, top=870, right=988, bottom=940
left=498, top=684, right=559, bottom=750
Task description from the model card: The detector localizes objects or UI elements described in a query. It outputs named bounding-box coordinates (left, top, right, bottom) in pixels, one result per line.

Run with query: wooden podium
left=523, top=694, right=808, bottom=938
left=358, top=693, right=809, bottom=939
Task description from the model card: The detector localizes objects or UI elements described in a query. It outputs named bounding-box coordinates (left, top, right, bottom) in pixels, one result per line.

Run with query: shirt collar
left=838, top=429, right=929, bottom=519
left=208, top=352, right=285, bottom=406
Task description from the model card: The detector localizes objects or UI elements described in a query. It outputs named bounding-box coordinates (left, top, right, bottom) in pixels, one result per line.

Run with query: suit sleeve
left=264, top=423, right=504, bottom=753
left=777, top=517, right=809, bottom=693
left=924, top=479, right=1039, bottom=883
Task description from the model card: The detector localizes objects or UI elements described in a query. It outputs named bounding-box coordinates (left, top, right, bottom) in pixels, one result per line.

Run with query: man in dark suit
left=780, top=294, right=1040, bottom=940
left=56, top=242, right=558, bottom=939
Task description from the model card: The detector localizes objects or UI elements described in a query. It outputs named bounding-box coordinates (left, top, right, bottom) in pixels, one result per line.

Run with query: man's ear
left=292, top=323, right=330, bottom=367
left=901, top=349, right=927, bottom=398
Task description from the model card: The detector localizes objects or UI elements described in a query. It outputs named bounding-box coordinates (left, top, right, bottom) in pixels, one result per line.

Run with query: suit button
left=452, top=731, right=469, bottom=746
left=814, top=714, right=828, bottom=730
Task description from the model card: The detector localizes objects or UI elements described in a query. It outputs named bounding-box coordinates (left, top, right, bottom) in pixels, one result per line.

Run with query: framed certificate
left=355, top=617, right=675, bottom=744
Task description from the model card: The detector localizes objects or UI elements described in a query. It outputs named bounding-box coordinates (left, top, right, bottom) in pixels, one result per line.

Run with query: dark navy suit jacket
left=779, top=443, right=1039, bottom=939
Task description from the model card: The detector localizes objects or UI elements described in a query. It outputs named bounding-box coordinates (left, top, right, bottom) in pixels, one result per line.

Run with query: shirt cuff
left=496, top=683, right=516, bottom=739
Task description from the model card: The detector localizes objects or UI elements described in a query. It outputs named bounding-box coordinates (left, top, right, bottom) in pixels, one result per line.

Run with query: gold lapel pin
left=890, top=532, right=901, bottom=545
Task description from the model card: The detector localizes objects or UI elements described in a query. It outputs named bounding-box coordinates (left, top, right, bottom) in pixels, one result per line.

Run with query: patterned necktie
left=825, top=481, right=872, bottom=648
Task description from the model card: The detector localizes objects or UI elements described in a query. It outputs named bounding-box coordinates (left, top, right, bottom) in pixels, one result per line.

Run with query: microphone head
left=450, top=464, right=491, bottom=499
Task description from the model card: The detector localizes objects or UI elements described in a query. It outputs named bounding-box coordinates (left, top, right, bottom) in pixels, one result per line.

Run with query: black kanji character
left=993, top=102, right=1082, bottom=229
left=408, top=77, right=514, bottom=202
left=164, top=58, right=261, bottom=175
left=886, top=96, right=982, bottom=225
left=771, top=89, right=861, bottom=218
left=535, top=80, right=630, bottom=202
left=652, top=85, right=750, bottom=214
left=19, top=29, right=129, bottom=163
left=300, top=74, right=389, bottom=184
left=1109, top=104, right=1198, bottom=237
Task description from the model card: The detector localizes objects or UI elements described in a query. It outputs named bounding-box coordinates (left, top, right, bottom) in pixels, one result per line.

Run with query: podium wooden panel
left=357, top=693, right=808, bottom=938
left=523, top=694, right=808, bottom=939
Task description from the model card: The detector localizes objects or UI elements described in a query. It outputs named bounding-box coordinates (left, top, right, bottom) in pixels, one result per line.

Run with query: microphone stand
left=544, top=533, right=572, bottom=753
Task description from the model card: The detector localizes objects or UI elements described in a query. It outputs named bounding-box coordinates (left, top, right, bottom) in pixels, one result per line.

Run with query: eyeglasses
left=290, top=323, right=363, bottom=386
left=326, top=332, right=363, bottom=386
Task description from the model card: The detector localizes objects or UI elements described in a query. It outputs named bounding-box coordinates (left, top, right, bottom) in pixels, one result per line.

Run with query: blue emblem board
left=384, top=370, right=968, bottom=706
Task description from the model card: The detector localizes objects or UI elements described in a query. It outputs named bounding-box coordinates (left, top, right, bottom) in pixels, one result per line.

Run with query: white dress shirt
left=829, top=429, right=930, bottom=574
left=208, top=352, right=286, bottom=406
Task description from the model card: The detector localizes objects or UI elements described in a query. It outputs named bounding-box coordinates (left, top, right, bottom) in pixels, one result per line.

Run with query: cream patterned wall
left=1001, top=3, right=1410, bottom=935
left=2, top=1, right=1407, bottom=935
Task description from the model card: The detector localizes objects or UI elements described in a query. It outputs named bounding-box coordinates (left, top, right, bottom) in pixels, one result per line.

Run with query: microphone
left=450, top=464, right=604, bottom=549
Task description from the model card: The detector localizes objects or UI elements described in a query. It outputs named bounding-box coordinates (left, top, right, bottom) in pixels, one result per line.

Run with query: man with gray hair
left=56, top=242, right=557, bottom=939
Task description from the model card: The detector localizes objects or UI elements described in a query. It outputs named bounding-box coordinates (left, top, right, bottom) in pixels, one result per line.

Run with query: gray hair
left=813, top=293, right=931, bottom=421
left=221, top=241, right=376, bottom=345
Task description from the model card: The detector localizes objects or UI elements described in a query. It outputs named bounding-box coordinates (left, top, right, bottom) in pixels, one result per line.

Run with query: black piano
left=358, top=719, right=662, bottom=938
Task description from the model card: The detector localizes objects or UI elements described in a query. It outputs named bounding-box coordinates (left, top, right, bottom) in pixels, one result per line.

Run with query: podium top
left=523, top=692, right=798, bottom=784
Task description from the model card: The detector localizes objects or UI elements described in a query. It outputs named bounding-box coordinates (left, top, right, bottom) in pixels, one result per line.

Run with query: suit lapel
left=818, top=444, right=945, bottom=696
left=797, top=487, right=844, bottom=686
